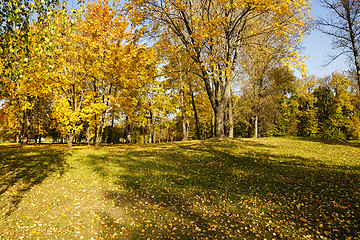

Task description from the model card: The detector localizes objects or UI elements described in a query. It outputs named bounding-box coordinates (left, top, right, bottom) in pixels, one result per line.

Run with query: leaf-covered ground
left=1, top=137, right=359, bottom=239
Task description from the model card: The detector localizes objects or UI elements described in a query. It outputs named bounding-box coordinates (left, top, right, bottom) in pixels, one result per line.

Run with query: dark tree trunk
left=190, top=90, right=201, bottom=140
left=180, top=83, right=189, bottom=141
left=94, top=113, right=106, bottom=147
left=228, top=94, right=234, bottom=138
left=344, top=1, right=360, bottom=91
left=148, top=110, right=154, bottom=143
left=86, top=126, right=90, bottom=146
left=20, top=109, right=30, bottom=146
left=94, top=114, right=98, bottom=146
left=108, top=114, right=115, bottom=144
left=211, top=110, right=215, bottom=138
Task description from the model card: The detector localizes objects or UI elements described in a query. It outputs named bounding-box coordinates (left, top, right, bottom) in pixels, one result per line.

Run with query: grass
left=0, top=137, right=360, bottom=239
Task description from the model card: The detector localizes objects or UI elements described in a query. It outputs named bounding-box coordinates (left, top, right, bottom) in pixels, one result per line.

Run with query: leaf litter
left=0, top=137, right=359, bottom=239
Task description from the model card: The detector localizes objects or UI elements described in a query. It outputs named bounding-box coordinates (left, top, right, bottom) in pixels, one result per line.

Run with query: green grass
left=1, top=137, right=360, bottom=239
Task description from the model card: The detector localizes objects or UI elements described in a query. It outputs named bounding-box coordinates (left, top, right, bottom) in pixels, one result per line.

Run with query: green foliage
left=297, top=92, right=318, bottom=136
left=274, top=97, right=299, bottom=136
left=313, top=73, right=357, bottom=140
left=269, top=72, right=360, bottom=140
left=0, top=0, right=64, bottom=77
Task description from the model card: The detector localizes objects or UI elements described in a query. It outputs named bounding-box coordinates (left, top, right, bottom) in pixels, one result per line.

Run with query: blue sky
left=299, top=0, right=349, bottom=78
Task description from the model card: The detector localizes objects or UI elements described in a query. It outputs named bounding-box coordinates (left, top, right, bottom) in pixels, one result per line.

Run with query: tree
left=162, top=43, right=204, bottom=141
left=51, top=0, right=157, bottom=148
left=0, top=22, right=60, bottom=145
left=1, top=1, right=67, bottom=146
left=268, top=67, right=299, bottom=136
left=126, top=0, right=310, bottom=139
left=0, top=0, right=65, bottom=96
left=314, top=72, right=356, bottom=140
left=317, top=0, right=360, bottom=91
left=75, top=0, right=137, bottom=147
left=239, top=26, right=299, bottom=138
left=296, top=75, right=319, bottom=137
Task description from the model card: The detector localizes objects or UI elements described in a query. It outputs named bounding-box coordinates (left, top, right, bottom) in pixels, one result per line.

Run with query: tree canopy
left=1, top=0, right=360, bottom=146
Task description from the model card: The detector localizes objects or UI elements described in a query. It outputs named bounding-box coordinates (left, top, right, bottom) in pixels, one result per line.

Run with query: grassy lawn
left=1, top=137, right=359, bottom=239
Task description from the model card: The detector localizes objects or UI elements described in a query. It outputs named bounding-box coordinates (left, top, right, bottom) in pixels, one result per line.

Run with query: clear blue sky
left=299, top=0, right=349, bottom=78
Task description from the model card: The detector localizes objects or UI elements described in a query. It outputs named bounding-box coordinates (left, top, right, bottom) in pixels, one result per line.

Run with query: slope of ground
left=1, top=137, right=359, bottom=239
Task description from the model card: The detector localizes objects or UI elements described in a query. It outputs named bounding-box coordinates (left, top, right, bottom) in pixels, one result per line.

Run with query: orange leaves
left=48, top=0, right=159, bottom=143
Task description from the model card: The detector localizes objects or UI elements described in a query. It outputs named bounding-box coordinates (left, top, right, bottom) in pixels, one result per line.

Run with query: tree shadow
left=291, top=136, right=360, bottom=148
left=0, top=145, right=70, bottom=216
left=84, top=141, right=360, bottom=239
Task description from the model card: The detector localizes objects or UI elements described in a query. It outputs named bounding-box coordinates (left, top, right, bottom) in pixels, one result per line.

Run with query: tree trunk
left=198, top=60, right=232, bottom=139
left=94, top=114, right=98, bottom=146
left=167, top=127, right=170, bottom=142
left=180, top=82, right=189, bottom=141
left=94, top=113, right=106, bottom=147
left=142, top=127, right=147, bottom=144
left=108, top=114, right=115, bottom=144
left=67, top=131, right=74, bottom=148
left=228, top=94, right=234, bottom=138
left=94, top=133, right=100, bottom=147
left=352, top=49, right=360, bottom=91
left=86, top=126, right=90, bottom=146
left=153, top=131, right=156, bottom=144
left=253, top=112, right=259, bottom=138
left=211, top=110, right=215, bottom=138
left=345, top=4, right=360, bottom=91
left=20, top=109, right=30, bottom=146
left=123, top=115, right=131, bottom=143
left=214, top=104, right=226, bottom=139
left=148, top=110, right=154, bottom=143
left=190, top=90, right=201, bottom=140
left=182, top=119, right=189, bottom=141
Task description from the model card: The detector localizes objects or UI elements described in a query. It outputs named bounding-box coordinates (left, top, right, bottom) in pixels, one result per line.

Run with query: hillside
left=1, top=137, right=359, bottom=239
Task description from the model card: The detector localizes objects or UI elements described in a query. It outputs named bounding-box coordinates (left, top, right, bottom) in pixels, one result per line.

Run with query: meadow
left=0, top=137, right=359, bottom=239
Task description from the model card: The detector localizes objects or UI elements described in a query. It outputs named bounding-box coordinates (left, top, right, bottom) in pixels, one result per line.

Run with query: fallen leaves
left=1, top=138, right=360, bottom=239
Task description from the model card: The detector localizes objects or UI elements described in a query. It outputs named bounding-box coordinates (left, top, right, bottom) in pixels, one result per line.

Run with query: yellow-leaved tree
left=126, top=0, right=311, bottom=139
left=52, top=0, right=158, bottom=147
left=0, top=22, right=59, bottom=145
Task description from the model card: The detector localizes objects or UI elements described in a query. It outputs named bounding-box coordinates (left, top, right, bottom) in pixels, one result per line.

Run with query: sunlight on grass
left=1, top=137, right=359, bottom=239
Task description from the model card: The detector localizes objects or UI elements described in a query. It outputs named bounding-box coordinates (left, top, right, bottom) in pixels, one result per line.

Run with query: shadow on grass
left=0, top=145, right=69, bottom=216
left=84, top=140, right=360, bottom=239
left=288, top=136, right=360, bottom=148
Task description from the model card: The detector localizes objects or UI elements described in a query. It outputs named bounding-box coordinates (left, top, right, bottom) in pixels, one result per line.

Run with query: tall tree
left=1, top=1, right=66, bottom=145
left=75, top=0, right=136, bottom=147
left=162, top=43, right=203, bottom=141
left=126, top=0, right=310, bottom=139
left=1, top=22, right=60, bottom=145
left=317, top=0, right=360, bottom=90
left=314, top=72, right=356, bottom=140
